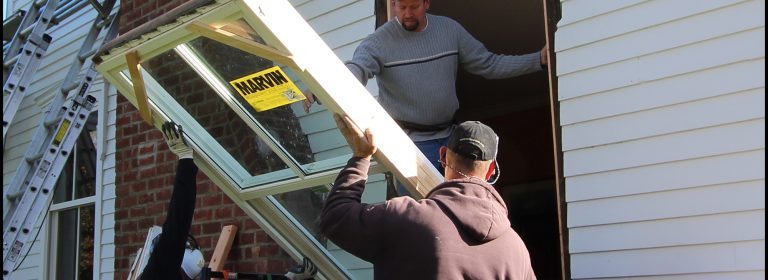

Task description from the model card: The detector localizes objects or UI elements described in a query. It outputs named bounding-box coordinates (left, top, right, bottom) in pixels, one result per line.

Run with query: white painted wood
left=560, top=1, right=766, bottom=278
left=306, top=0, right=373, bottom=35
left=556, top=0, right=746, bottom=51
left=570, top=240, right=765, bottom=278
left=562, top=89, right=764, bottom=150
left=307, top=129, right=348, bottom=154
left=566, top=150, right=765, bottom=202
left=568, top=180, right=764, bottom=227
left=558, top=0, right=645, bottom=26
left=321, top=17, right=377, bottom=49
left=569, top=210, right=765, bottom=253
left=560, top=59, right=765, bottom=125
left=564, top=119, right=764, bottom=176
left=558, top=28, right=764, bottom=100
left=293, top=0, right=357, bottom=21
left=558, top=0, right=764, bottom=75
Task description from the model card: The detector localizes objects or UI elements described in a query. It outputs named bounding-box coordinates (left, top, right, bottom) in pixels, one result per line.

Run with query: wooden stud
left=125, top=51, right=152, bottom=124
left=208, top=225, right=238, bottom=272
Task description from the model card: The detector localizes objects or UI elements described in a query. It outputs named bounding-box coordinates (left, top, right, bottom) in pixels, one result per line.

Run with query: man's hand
left=302, top=90, right=320, bottom=113
left=333, top=113, right=376, bottom=160
left=540, top=44, right=549, bottom=67
left=284, top=257, right=317, bottom=280
left=162, top=121, right=193, bottom=159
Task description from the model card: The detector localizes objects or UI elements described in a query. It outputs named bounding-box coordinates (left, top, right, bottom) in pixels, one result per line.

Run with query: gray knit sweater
left=346, top=14, right=542, bottom=141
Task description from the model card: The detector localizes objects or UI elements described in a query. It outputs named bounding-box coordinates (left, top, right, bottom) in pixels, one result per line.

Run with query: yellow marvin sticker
left=229, top=66, right=306, bottom=112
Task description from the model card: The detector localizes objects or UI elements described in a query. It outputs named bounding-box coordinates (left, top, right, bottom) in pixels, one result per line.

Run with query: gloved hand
left=162, top=121, right=193, bottom=159
left=284, top=257, right=317, bottom=280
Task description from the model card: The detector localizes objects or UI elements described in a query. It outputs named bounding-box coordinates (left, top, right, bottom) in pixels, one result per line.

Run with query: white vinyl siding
left=557, top=0, right=765, bottom=278
left=291, top=0, right=377, bottom=278
left=95, top=83, right=118, bottom=280
left=3, top=2, right=117, bottom=279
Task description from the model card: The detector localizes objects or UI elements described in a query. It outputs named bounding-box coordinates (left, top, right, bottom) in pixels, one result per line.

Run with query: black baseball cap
left=447, top=121, right=499, bottom=161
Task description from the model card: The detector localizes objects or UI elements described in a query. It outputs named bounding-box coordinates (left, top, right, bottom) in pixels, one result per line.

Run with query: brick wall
left=114, top=1, right=295, bottom=278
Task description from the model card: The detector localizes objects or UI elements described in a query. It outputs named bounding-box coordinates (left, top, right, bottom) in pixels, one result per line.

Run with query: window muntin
left=50, top=129, right=97, bottom=280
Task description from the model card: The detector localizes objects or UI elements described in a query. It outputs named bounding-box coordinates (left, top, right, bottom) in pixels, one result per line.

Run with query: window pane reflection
left=272, top=186, right=328, bottom=245
left=142, top=49, right=290, bottom=176
left=186, top=30, right=349, bottom=174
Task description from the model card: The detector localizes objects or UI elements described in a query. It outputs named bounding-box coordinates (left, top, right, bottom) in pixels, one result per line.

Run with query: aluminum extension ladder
left=2, top=0, right=118, bottom=278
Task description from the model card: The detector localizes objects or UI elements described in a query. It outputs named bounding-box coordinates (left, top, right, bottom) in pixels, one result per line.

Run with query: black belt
left=394, top=120, right=452, bottom=132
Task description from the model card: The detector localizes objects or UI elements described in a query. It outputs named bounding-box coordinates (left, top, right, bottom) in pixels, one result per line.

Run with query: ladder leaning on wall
left=2, top=0, right=119, bottom=278
left=2, top=0, right=109, bottom=146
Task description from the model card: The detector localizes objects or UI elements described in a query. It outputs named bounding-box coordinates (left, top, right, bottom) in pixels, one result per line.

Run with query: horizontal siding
left=568, top=180, right=764, bottom=227
left=571, top=240, right=765, bottom=278
left=569, top=209, right=765, bottom=253
left=560, top=59, right=765, bottom=125
left=566, top=150, right=765, bottom=201
left=562, top=89, right=764, bottom=151
left=558, top=0, right=764, bottom=75
left=559, top=0, right=765, bottom=278
left=564, top=119, right=764, bottom=176
left=558, top=27, right=764, bottom=100
left=556, top=0, right=748, bottom=51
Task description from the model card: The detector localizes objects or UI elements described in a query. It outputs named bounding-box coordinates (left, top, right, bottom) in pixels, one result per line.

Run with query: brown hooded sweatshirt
left=320, top=157, right=536, bottom=280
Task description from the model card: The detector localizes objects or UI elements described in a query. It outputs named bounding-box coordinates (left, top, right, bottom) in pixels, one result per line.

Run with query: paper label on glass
left=229, top=66, right=306, bottom=112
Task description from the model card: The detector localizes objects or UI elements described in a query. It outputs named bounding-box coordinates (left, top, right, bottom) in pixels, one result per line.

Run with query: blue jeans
left=396, top=137, right=449, bottom=195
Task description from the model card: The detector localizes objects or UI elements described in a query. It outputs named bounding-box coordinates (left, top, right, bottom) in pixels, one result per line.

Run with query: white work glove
left=162, top=121, right=193, bottom=159
left=284, top=257, right=317, bottom=280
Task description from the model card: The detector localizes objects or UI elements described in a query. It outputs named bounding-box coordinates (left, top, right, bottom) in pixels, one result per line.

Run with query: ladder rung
left=19, top=22, right=37, bottom=38
left=53, top=0, right=88, bottom=25
left=34, top=0, right=47, bottom=8
left=4, top=53, right=20, bottom=68
left=26, top=151, right=43, bottom=164
left=62, top=81, right=78, bottom=92
left=78, top=48, right=97, bottom=61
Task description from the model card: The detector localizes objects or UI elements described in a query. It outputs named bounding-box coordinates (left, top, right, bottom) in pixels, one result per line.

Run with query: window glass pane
left=272, top=186, right=329, bottom=244
left=142, top=48, right=290, bottom=177
left=271, top=174, right=389, bottom=277
left=185, top=20, right=351, bottom=175
left=55, top=209, right=77, bottom=279
left=75, top=130, right=96, bottom=199
left=77, top=205, right=95, bottom=280
left=53, top=155, right=74, bottom=204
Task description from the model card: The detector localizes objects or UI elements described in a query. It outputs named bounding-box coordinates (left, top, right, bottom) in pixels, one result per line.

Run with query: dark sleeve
left=141, top=159, right=198, bottom=279
left=319, top=157, right=389, bottom=261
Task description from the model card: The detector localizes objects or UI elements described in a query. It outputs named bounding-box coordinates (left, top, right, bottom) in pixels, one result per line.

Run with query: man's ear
left=485, top=160, right=496, bottom=181
left=439, top=146, right=447, bottom=167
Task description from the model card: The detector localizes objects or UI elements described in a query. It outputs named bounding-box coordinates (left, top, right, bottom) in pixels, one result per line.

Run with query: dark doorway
left=425, top=1, right=566, bottom=279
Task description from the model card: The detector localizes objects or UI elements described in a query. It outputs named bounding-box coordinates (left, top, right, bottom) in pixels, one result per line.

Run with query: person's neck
left=444, top=163, right=485, bottom=182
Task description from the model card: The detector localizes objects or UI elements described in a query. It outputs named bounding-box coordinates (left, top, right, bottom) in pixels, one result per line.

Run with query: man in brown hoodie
left=320, top=114, right=536, bottom=279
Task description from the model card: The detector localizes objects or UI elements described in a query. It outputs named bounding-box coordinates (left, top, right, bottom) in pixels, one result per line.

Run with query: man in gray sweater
left=304, top=0, right=548, bottom=175
left=320, top=114, right=536, bottom=279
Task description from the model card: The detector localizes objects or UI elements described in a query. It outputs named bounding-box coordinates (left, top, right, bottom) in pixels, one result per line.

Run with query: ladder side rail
left=59, top=0, right=118, bottom=94
left=3, top=0, right=119, bottom=228
left=3, top=0, right=62, bottom=145
left=3, top=33, right=53, bottom=145
left=2, top=92, right=66, bottom=229
left=3, top=67, right=99, bottom=278
left=3, top=0, right=47, bottom=59
left=3, top=0, right=60, bottom=83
